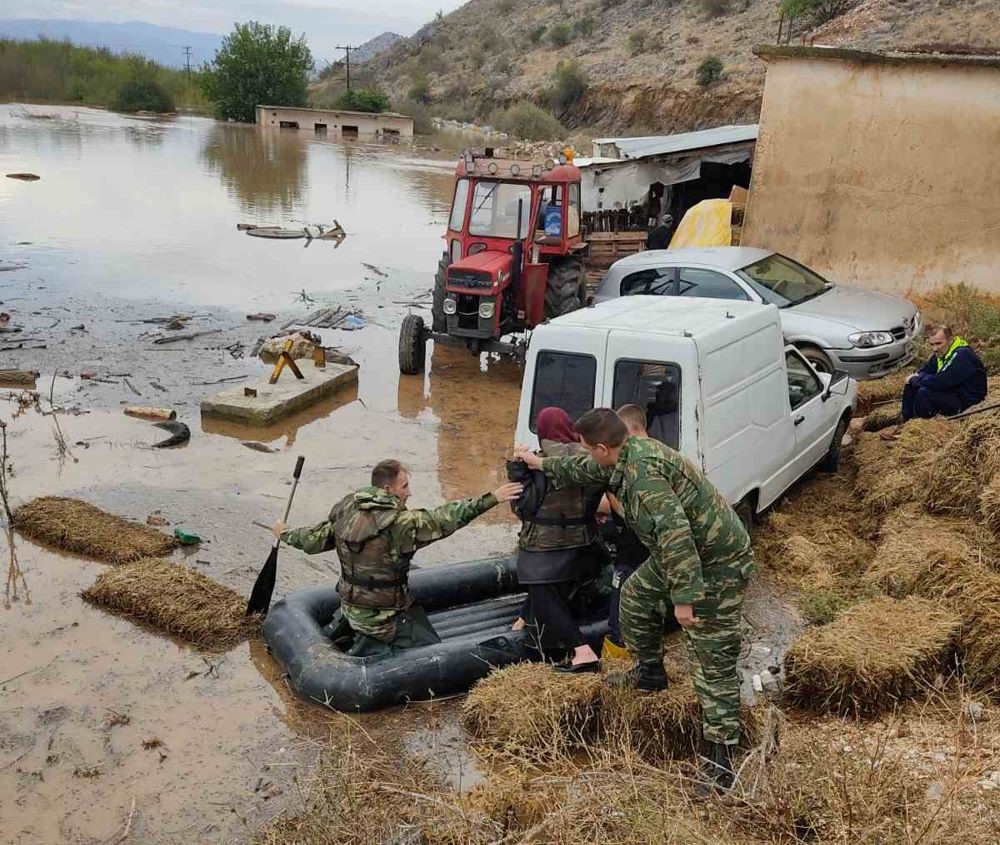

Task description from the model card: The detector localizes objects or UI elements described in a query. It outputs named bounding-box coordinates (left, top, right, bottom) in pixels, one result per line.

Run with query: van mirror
left=822, top=368, right=851, bottom=402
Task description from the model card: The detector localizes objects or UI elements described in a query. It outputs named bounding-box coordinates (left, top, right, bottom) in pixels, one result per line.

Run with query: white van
left=514, top=296, right=857, bottom=518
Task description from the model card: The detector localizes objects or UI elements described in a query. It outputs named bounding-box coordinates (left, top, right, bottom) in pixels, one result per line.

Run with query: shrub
left=335, top=87, right=389, bottom=113
left=407, top=72, right=431, bottom=104
left=468, top=46, right=485, bottom=69
left=112, top=77, right=174, bottom=113
left=497, top=0, right=516, bottom=11
left=700, top=0, right=732, bottom=17
left=574, top=17, right=597, bottom=37
left=394, top=98, right=434, bottom=134
left=548, top=23, right=573, bottom=47
left=696, top=55, right=724, bottom=87
left=549, top=59, right=587, bottom=112
left=493, top=102, right=565, bottom=141
left=799, top=588, right=850, bottom=626
left=529, top=25, right=547, bottom=45
left=781, top=0, right=854, bottom=24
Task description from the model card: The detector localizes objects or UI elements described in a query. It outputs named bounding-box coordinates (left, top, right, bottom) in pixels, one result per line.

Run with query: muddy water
left=0, top=106, right=522, bottom=843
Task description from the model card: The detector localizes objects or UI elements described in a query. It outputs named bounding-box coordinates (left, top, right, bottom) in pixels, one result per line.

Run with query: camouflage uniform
left=541, top=436, right=754, bottom=746
left=282, top=487, right=498, bottom=641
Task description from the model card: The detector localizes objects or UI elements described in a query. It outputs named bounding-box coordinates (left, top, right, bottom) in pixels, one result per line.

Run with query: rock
left=751, top=673, right=764, bottom=693
left=759, top=668, right=780, bottom=694
left=965, top=701, right=984, bottom=720
left=925, top=782, right=945, bottom=801
left=146, top=514, right=169, bottom=527
left=260, top=332, right=320, bottom=361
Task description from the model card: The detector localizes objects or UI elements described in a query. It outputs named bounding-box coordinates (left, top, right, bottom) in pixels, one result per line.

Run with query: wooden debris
left=0, top=370, right=39, bottom=387
left=124, top=406, right=176, bottom=421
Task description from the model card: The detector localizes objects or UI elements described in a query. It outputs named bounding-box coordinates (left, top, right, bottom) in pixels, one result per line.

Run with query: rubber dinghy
left=262, top=556, right=609, bottom=712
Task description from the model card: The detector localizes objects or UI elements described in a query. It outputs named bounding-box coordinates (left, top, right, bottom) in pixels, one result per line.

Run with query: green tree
left=548, top=23, right=573, bottom=47
left=781, top=0, right=852, bottom=22
left=493, top=102, right=564, bottom=141
left=112, top=77, right=174, bottom=113
left=200, top=22, right=313, bottom=122
left=697, top=55, right=724, bottom=86
left=549, top=59, right=587, bottom=113
left=335, top=87, right=390, bottom=113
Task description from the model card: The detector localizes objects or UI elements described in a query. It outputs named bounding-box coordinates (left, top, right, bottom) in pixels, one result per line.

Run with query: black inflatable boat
left=262, top=556, right=609, bottom=712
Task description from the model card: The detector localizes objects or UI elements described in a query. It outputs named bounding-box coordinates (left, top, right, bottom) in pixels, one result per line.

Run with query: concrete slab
left=200, top=364, right=358, bottom=426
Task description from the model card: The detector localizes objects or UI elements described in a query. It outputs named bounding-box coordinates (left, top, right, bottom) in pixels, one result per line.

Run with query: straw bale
left=82, top=559, right=258, bottom=651
left=861, top=405, right=902, bottom=432
left=13, top=496, right=177, bottom=563
left=855, top=372, right=910, bottom=416
left=981, top=472, right=1000, bottom=541
left=783, top=596, right=960, bottom=716
left=923, top=414, right=1000, bottom=517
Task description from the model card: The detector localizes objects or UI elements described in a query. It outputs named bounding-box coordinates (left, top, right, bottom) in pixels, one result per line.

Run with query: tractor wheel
left=544, top=256, right=586, bottom=321
left=399, top=314, right=427, bottom=375
left=432, top=252, right=450, bottom=333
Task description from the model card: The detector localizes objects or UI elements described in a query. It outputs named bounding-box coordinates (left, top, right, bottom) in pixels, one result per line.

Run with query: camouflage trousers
left=619, top=556, right=751, bottom=746
left=342, top=602, right=401, bottom=642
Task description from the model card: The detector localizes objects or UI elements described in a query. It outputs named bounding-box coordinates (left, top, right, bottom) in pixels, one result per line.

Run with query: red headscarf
left=536, top=407, right=579, bottom=444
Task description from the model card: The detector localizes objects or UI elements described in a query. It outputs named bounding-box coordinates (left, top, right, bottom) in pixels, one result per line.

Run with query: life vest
left=936, top=336, right=969, bottom=373
left=518, top=440, right=605, bottom=552
left=329, top=488, right=411, bottom=610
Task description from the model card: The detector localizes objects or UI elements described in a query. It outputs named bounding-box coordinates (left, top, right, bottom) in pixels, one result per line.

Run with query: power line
left=335, top=45, right=357, bottom=92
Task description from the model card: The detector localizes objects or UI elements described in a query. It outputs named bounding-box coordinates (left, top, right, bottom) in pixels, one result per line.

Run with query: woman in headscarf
left=513, top=406, right=607, bottom=672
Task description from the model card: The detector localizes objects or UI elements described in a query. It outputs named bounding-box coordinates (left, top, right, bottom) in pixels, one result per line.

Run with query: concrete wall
left=255, top=106, right=413, bottom=139
left=742, top=50, right=1000, bottom=294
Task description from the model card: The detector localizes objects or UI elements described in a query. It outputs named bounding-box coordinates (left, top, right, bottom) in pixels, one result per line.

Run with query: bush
left=781, top=0, right=853, bottom=24
left=529, top=25, right=547, bottom=45
left=799, top=588, right=851, bottom=626
left=112, top=77, right=174, bottom=113
left=696, top=55, right=724, bottom=87
left=574, top=17, right=597, bottom=37
left=335, top=87, right=389, bottom=113
left=548, top=23, right=573, bottom=47
left=394, top=98, right=434, bottom=134
left=407, top=72, right=431, bottom=104
left=493, top=102, right=565, bottom=141
left=549, top=59, right=587, bottom=112
left=700, top=0, right=732, bottom=17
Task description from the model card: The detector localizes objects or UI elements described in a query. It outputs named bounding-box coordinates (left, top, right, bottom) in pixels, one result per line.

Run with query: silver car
left=592, top=246, right=921, bottom=379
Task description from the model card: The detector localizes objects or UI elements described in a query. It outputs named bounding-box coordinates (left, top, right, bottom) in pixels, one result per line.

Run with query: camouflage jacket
left=541, top=437, right=753, bottom=605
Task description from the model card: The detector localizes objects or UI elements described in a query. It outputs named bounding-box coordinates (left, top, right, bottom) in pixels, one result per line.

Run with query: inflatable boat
left=262, top=556, right=609, bottom=712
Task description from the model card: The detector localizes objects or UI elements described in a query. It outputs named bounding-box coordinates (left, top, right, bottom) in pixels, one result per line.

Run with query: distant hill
left=0, top=19, right=224, bottom=68
left=354, top=32, right=402, bottom=64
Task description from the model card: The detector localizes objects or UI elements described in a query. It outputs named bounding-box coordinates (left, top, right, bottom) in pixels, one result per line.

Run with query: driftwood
left=124, top=406, right=176, bottom=421
left=152, top=329, right=222, bottom=345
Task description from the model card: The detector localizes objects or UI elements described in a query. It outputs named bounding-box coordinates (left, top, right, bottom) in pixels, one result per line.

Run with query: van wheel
left=399, top=314, right=427, bottom=375
left=820, top=416, right=849, bottom=473
left=799, top=346, right=834, bottom=375
left=734, top=497, right=756, bottom=535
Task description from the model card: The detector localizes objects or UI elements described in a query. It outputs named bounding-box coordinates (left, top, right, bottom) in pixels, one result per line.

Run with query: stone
left=965, top=701, right=984, bottom=721
left=200, top=365, right=358, bottom=426
left=925, top=782, right=945, bottom=801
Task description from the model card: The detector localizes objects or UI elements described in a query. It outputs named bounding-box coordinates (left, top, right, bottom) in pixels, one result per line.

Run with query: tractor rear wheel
left=544, top=256, right=586, bottom=321
left=432, top=252, right=450, bottom=333
left=399, top=314, right=427, bottom=375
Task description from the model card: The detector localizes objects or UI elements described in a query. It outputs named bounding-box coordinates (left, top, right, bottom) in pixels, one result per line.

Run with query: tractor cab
left=399, top=149, right=589, bottom=374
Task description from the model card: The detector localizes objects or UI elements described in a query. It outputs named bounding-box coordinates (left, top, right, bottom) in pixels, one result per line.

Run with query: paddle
left=246, top=455, right=305, bottom=617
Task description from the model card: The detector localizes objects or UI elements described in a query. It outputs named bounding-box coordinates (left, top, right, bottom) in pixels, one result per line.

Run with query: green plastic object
left=174, top=528, right=201, bottom=545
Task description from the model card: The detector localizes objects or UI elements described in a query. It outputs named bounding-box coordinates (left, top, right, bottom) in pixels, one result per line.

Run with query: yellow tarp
left=669, top=199, right=734, bottom=249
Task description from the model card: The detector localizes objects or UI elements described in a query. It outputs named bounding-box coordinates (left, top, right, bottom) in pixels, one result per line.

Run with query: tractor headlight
left=478, top=301, right=495, bottom=319
left=443, top=298, right=457, bottom=315
left=848, top=331, right=894, bottom=348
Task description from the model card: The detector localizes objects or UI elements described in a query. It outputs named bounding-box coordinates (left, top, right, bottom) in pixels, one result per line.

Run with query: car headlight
left=443, top=298, right=457, bottom=315
left=849, top=331, right=894, bottom=348
left=478, top=301, right=495, bottom=319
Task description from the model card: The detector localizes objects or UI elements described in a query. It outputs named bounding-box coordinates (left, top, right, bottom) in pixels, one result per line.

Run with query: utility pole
left=183, top=46, right=193, bottom=77
left=335, top=45, right=357, bottom=92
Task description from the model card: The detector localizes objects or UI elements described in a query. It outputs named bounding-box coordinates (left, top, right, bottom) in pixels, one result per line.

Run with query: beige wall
left=742, top=55, right=1000, bottom=294
left=255, top=106, right=413, bottom=139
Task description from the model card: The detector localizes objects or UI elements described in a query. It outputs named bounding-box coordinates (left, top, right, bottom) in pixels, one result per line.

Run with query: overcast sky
left=4, top=1, right=469, bottom=45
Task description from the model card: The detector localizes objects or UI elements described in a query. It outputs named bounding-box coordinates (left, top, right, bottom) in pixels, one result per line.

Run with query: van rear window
left=612, top=360, right=681, bottom=449
left=530, top=351, right=596, bottom=432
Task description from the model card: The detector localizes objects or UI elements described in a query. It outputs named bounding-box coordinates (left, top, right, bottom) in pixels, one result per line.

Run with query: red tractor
left=398, top=149, right=588, bottom=374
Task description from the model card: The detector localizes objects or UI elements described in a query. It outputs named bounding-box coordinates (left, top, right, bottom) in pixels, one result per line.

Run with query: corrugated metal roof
left=592, top=124, right=759, bottom=160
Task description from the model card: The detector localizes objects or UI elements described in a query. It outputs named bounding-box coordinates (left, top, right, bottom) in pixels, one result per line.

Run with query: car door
left=785, top=348, right=832, bottom=478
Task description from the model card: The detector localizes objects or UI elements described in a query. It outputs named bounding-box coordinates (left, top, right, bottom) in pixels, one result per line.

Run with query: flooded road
left=0, top=106, right=522, bottom=844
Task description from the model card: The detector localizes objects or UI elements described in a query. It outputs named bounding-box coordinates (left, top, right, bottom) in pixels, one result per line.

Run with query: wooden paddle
left=246, top=455, right=305, bottom=617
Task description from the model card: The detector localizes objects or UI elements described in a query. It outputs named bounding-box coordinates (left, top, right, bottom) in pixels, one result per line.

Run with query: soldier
left=515, top=408, right=754, bottom=794
left=273, top=459, right=522, bottom=653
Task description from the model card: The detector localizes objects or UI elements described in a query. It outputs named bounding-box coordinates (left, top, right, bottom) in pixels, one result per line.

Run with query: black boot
left=695, top=742, right=735, bottom=798
left=604, top=660, right=669, bottom=692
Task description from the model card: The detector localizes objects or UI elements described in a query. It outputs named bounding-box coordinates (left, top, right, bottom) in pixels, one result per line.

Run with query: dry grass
left=855, top=371, right=910, bottom=416
left=783, top=596, right=960, bottom=717
left=13, top=496, right=178, bottom=563
left=922, top=414, right=1000, bottom=517
left=981, top=471, right=1000, bottom=541
left=861, top=404, right=902, bottom=432
left=82, top=559, right=258, bottom=651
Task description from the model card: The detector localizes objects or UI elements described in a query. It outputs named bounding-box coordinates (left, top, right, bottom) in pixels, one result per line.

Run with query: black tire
left=432, top=252, right=450, bottom=333
left=734, top=496, right=756, bottom=535
left=544, top=256, right=586, bottom=321
left=819, top=415, right=849, bottom=473
left=399, top=314, right=427, bottom=375
left=799, top=345, right=834, bottom=375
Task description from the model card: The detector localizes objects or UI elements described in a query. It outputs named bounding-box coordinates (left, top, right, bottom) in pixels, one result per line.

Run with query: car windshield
left=735, top=254, right=832, bottom=307
left=469, top=181, right=532, bottom=239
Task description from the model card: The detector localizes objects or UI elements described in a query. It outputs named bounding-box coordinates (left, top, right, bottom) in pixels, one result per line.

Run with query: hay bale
left=861, top=405, right=902, bottom=432
left=855, top=372, right=910, bottom=416
left=13, top=496, right=177, bottom=563
left=981, top=472, right=1000, bottom=541
left=923, top=414, right=1000, bottom=517
left=783, top=596, right=960, bottom=716
left=82, top=559, right=257, bottom=650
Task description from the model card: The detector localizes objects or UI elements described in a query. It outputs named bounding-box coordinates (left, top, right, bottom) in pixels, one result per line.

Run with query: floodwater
left=0, top=105, right=523, bottom=844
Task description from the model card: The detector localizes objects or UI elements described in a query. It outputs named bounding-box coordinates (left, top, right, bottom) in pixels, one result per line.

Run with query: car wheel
left=819, top=416, right=849, bottom=473
left=800, top=346, right=834, bottom=375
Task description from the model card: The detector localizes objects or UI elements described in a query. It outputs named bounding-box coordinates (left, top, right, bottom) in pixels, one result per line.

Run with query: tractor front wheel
left=544, top=256, right=586, bottom=321
left=399, top=314, right=427, bottom=375
left=432, top=252, right=450, bottom=333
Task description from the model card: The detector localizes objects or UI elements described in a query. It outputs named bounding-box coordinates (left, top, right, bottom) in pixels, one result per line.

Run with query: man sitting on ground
left=901, top=325, right=986, bottom=422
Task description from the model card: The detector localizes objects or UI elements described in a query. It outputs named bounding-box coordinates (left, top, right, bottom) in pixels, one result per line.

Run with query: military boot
left=694, top=742, right=735, bottom=798
left=604, top=660, right=669, bottom=692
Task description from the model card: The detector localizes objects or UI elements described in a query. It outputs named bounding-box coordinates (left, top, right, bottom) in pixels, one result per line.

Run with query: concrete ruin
left=255, top=105, right=414, bottom=140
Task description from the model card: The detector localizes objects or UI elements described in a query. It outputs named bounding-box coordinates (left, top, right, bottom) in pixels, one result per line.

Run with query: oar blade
left=246, top=545, right=279, bottom=617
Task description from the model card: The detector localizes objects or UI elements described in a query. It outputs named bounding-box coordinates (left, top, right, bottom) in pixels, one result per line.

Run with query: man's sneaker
left=604, top=660, right=669, bottom=692
left=694, top=742, right=735, bottom=798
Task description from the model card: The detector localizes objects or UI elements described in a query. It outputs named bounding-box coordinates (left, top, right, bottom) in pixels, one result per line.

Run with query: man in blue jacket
left=900, top=325, right=987, bottom=421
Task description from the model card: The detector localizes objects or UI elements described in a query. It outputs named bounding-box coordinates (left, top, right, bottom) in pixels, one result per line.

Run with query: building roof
left=591, top=124, right=759, bottom=161
left=256, top=104, right=409, bottom=119
left=754, top=45, right=1000, bottom=71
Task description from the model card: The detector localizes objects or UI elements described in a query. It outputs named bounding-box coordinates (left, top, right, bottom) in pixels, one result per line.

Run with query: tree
left=112, top=77, right=174, bottom=113
left=200, top=22, right=313, bottom=122
left=549, top=60, right=587, bottom=113
left=697, top=56, right=724, bottom=87
left=335, top=87, right=390, bottom=113
left=780, top=0, right=853, bottom=24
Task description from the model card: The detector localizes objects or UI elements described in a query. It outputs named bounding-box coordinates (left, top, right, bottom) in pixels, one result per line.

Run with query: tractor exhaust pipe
left=511, top=198, right=524, bottom=293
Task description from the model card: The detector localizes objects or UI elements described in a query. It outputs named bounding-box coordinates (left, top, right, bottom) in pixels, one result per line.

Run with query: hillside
left=344, top=0, right=1000, bottom=137
left=354, top=32, right=403, bottom=64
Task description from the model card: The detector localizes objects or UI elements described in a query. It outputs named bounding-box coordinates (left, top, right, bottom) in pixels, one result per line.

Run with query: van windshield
left=736, top=254, right=832, bottom=307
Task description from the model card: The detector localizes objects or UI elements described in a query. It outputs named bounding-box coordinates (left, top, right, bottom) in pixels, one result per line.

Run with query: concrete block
left=200, top=364, right=357, bottom=426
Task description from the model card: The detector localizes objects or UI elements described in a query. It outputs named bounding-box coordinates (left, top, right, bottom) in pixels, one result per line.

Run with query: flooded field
left=0, top=105, right=523, bottom=844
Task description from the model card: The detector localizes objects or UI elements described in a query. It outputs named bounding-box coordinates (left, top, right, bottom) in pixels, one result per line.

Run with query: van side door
left=785, top=347, right=835, bottom=478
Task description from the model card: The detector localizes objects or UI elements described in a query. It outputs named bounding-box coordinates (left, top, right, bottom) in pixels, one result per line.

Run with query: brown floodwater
left=0, top=105, right=524, bottom=844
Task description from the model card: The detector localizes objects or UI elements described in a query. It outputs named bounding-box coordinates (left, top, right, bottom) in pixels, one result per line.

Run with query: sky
left=2, top=1, right=469, bottom=44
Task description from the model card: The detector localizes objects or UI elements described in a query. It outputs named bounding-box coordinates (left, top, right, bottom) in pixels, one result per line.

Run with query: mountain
left=354, top=32, right=403, bottom=64
left=0, top=19, right=224, bottom=68
left=359, top=0, right=1000, bottom=136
